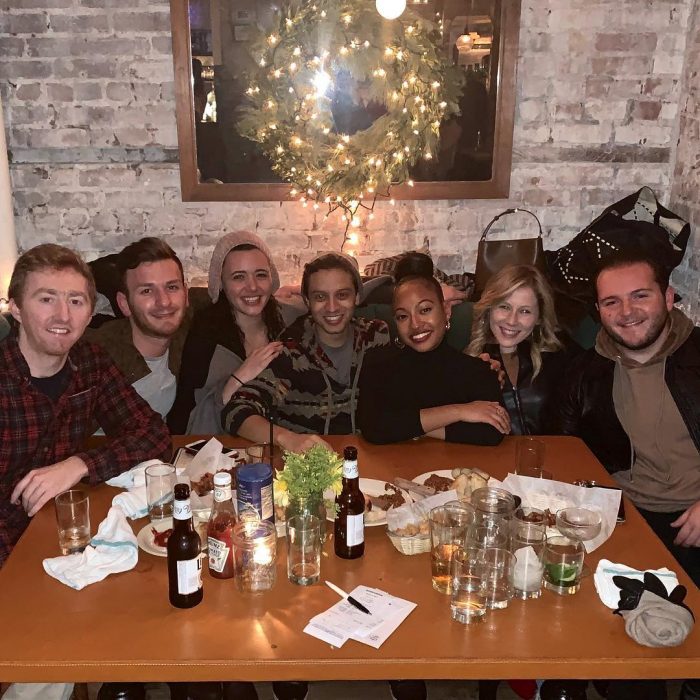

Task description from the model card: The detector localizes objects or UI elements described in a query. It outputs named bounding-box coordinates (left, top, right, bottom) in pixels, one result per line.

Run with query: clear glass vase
left=285, top=493, right=328, bottom=543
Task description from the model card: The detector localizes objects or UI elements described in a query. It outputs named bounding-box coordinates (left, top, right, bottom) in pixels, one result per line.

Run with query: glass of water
left=450, top=546, right=487, bottom=624
left=55, top=489, right=90, bottom=555
left=145, top=463, right=176, bottom=522
left=286, top=515, right=321, bottom=586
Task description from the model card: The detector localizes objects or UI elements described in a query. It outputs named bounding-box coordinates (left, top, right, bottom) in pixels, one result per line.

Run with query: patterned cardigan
left=222, top=315, right=390, bottom=436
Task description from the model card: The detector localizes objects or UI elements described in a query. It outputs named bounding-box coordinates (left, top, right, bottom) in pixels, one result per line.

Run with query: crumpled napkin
left=43, top=506, right=138, bottom=590
left=594, top=559, right=679, bottom=609
left=618, top=589, right=694, bottom=647
left=106, top=458, right=162, bottom=489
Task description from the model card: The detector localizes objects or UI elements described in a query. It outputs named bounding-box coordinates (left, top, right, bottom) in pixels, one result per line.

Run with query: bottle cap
left=214, top=471, right=232, bottom=487
left=174, top=482, right=190, bottom=500
left=344, top=445, right=358, bottom=460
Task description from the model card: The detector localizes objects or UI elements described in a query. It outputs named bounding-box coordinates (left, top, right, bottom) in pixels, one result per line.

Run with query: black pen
left=325, top=580, right=372, bottom=615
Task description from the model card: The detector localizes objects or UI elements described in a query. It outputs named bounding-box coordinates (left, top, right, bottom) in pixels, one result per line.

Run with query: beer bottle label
left=343, top=459, right=358, bottom=479
left=173, top=499, right=192, bottom=520
left=208, top=537, right=230, bottom=573
left=177, top=556, right=202, bottom=594
left=345, top=513, right=364, bottom=546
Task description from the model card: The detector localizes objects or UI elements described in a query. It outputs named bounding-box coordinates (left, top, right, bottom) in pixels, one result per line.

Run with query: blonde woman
left=468, top=265, right=574, bottom=435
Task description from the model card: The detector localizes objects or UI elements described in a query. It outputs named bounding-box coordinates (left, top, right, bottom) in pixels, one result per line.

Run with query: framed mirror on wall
left=170, top=0, right=521, bottom=202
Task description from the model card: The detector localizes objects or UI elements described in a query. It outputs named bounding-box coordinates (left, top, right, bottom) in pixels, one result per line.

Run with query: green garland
left=237, top=0, right=463, bottom=230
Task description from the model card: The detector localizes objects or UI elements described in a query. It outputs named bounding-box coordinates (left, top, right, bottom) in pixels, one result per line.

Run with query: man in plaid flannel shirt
left=0, top=243, right=171, bottom=570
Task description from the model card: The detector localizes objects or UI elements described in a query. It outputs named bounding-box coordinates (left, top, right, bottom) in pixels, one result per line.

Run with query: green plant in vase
left=273, top=444, right=343, bottom=542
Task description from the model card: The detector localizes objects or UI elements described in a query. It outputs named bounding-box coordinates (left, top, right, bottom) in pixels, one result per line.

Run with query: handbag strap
left=480, top=208, right=543, bottom=241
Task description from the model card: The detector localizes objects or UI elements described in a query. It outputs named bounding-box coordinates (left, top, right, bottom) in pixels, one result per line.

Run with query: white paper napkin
left=594, top=559, right=679, bottom=609
left=43, top=506, right=138, bottom=590
left=501, top=474, right=620, bottom=552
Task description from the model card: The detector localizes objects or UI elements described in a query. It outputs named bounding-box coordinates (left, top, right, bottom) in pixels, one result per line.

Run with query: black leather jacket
left=557, top=327, right=700, bottom=474
left=485, top=342, right=572, bottom=436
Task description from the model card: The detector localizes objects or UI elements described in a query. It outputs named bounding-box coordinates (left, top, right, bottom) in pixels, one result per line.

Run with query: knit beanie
left=207, top=230, right=281, bottom=303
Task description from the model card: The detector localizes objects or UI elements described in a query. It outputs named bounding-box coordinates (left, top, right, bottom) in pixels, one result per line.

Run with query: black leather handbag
left=474, top=208, right=546, bottom=299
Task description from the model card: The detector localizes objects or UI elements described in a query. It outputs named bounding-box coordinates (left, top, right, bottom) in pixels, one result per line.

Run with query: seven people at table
left=1, top=235, right=699, bottom=700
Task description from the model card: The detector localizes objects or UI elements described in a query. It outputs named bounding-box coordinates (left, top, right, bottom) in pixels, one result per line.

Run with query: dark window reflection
left=188, top=0, right=500, bottom=184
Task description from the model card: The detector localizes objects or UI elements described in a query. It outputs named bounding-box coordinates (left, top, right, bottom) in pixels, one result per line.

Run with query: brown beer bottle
left=334, top=446, right=365, bottom=559
left=207, top=472, right=236, bottom=579
left=167, top=483, right=203, bottom=608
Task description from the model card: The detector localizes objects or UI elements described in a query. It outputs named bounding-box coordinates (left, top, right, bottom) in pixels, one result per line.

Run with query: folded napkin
left=618, top=589, right=694, bottom=647
left=43, top=506, right=138, bottom=590
left=594, top=559, right=679, bottom=609
left=112, top=486, right=149, bottom=519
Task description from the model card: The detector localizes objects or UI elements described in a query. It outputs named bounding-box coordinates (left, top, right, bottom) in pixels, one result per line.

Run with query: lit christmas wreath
left=237, top=0, right=463, bottom=234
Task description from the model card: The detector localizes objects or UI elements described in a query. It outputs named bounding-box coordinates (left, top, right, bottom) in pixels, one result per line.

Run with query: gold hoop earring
left=394, top=337, right=405, bottom=349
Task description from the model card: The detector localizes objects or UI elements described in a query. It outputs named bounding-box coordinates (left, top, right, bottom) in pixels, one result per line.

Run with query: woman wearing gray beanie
left=168, top=231, right=296, bottom=434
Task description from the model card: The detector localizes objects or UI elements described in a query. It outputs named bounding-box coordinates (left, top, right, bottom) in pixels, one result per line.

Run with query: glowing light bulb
left=376, top=0, right=406, bottom=20
left=312, top=70, right=332, bottom=96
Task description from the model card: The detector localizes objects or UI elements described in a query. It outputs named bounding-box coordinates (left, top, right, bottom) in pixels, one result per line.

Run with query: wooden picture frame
left=171, top=0, right=521, bottom=202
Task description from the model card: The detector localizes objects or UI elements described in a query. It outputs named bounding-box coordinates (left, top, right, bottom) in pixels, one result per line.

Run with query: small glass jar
left=232, top=520, right=277, bottom=593
left=471, top=486, right=516, bottom=530
left=286, top=493, right=328, bottom=544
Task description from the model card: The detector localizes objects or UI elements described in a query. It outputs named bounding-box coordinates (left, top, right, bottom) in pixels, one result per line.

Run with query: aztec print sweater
left=222, top=315, right=390, bottom=436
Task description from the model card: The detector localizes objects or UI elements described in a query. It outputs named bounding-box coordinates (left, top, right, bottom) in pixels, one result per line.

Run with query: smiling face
left=306, top=268, right=359, bottom=347
left=488, top=285, right=540, bottom=353
left=10, top=267, right=93, bottom=368
left=117, top=259, right=187, bottom=340
left=393, top=278, right=449, bottom=353
left=596, top=262, right=674, bottom=352
left=221, top=248, right=273, bottom=320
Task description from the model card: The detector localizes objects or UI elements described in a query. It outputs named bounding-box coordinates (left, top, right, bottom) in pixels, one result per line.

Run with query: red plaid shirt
left=0, top=331, right=172, bottom=567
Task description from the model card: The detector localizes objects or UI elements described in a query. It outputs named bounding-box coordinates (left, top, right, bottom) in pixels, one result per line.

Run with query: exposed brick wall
left=670, top=0, right=700, bottom=320
left=1, top=0, right=695, bottom=292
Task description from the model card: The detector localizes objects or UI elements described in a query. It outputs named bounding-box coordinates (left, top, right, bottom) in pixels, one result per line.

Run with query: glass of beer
left=55, top=489, right=91, bottom=555
left=429, top=504, right=474, bottom=594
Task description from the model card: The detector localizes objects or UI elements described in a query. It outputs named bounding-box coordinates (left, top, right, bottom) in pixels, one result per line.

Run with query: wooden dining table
left=0, top=435, right=698, bottom=684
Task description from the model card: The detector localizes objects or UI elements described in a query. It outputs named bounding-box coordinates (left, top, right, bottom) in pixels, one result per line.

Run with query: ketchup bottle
left=207, top=472, right=236, bottom=579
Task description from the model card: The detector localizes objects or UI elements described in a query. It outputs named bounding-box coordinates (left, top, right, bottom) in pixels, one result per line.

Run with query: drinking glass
left=467, top=520, right=510, bottom=551
left=515, top=437, right=546, bottom=477
left=54, top=489, right=90, bottom=555
left=478, top=547, right=516, bottom=609
left=543, top=535, right=585, bottom=595
left=471, top=486, right=516, bottom=529
left=555, top=507, right=602, bottom=542
left=450, top=547, right=488, bottom=624
left=145, top=463, right=176, bottom=522
left=286, top=515, right=321, bottom=586
left=512, top=506, right=546, bottom=540
left=233, top=520, right=277, bottom=593
left=510, top=530, right=546, bottom=599
left=429, top=504, right=474, bottom=594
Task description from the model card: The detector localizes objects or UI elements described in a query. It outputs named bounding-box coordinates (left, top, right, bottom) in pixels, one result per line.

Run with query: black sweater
left=358, top=340, right=504, bottom=445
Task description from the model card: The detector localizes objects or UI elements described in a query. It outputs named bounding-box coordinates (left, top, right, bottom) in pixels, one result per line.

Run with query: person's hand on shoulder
left=11, top=456, right=89, bottom=517
left=459, top=401, right=510, bottom=434
left=277, top=430, right=332, bottom=453
left=671, top=501, right=700, bottom=547
left=478, top=352, right=506, bottom=389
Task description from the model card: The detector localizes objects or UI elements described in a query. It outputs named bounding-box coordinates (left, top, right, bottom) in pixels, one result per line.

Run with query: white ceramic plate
left=325, top=478, right=411, bottom=527
left=136, top=518, right=172, bottom=558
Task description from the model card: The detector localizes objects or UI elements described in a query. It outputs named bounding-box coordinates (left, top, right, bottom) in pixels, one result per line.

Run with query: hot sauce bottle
left=207, top=472, right=236, bottom=579
left=334, top=446, right=365, bottom=559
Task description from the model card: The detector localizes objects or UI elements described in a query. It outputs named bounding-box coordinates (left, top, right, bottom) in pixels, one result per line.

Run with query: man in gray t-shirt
left=88, top=238, right=188, bottom=420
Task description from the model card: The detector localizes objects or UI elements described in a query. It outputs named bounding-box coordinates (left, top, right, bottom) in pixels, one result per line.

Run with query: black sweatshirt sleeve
left=442, top=354, right=504, bottom=446
left=357, top=349, right=425, bottom=444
